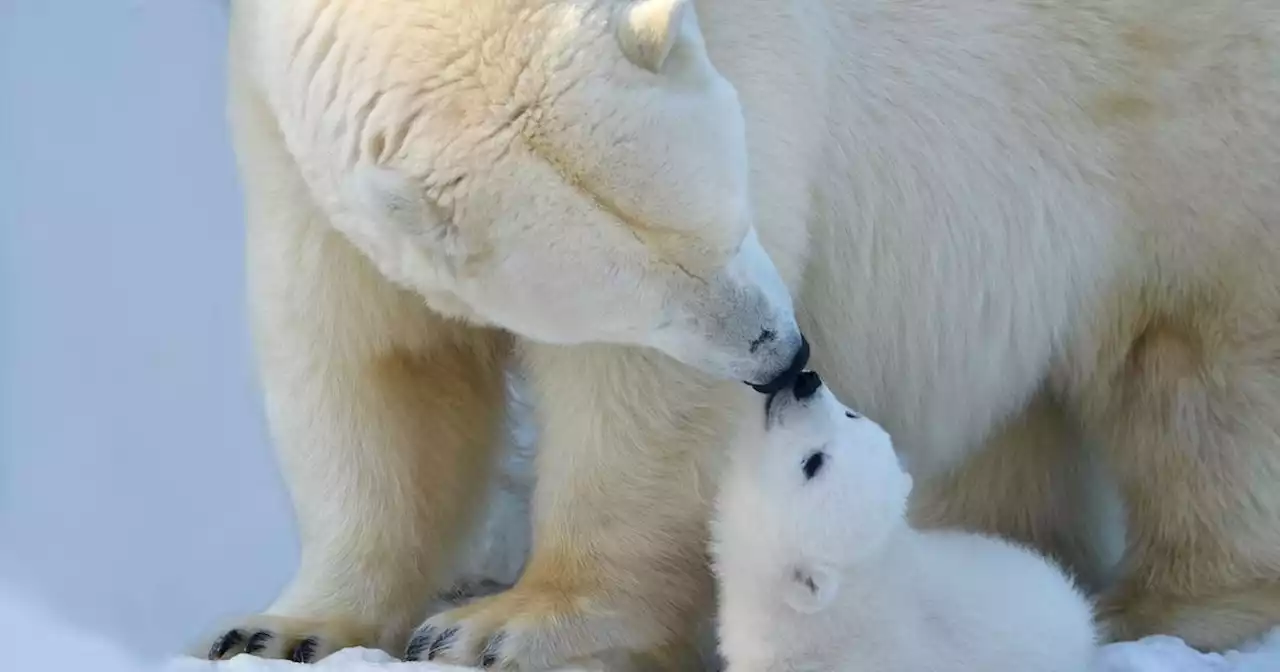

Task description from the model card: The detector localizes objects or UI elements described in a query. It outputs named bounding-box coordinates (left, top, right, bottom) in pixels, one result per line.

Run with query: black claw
left=244, top=630, right=273, bottom=655
left=480, top=631, right=505, bottom=668
left=427, top=626, right=458, bottom=661
left=404, top=630, right=433, bottom=662
left=290, top=636, right=319, bottom=663
left=208, top=629, right=245, bottom=660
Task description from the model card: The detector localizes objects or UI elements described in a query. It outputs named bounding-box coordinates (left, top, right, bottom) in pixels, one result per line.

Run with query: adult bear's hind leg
left=1083, top=309, right=1280, bottom=651
left=910, top=391, right=1124, bottom=595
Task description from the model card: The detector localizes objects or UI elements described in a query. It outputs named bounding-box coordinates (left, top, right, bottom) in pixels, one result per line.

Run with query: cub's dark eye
left=845, top=410, right=860, bottom=419
left=802, top=451, right=827, bottom=480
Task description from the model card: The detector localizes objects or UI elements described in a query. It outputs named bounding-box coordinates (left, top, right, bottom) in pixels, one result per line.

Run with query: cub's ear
left=781, top=561, right=840, bottom=614
left=615, top=0, right=694, bottom=73
left=349, top=163, right=470, bottom=274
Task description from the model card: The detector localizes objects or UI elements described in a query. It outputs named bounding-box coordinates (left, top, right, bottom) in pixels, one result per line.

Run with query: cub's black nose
left=793, top=370, right=822, bottom=400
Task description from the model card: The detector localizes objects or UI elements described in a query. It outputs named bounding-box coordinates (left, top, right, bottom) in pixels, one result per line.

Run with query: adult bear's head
left=308, top=0, right=803, bottom=385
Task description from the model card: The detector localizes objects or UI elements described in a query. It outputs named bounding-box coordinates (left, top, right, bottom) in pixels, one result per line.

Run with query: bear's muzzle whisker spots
left=749, top=328, right=777, bottom=354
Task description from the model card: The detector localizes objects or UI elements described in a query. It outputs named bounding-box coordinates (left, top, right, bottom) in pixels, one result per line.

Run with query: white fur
left=713, top=381, right=1099, bottom=672
left=211, top=0, right=1280, bottom=666
left=230, top=0, right=801, bottom=385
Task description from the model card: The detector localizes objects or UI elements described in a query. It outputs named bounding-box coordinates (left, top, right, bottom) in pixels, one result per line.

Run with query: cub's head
left=323, top=0, right=802, bottom=385
left=715, top=371, right=913, bottom=613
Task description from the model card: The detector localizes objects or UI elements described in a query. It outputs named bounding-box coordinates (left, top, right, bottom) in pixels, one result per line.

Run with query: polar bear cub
left=712, top=370, right=1098, bottom=672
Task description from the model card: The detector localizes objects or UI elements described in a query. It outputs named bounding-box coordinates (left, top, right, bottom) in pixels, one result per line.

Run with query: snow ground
left=163, top=632, right=1280, bottom=671
left=4, top=374, right=1280, bottom=671
left=3, top=581, right=1279, bottom=672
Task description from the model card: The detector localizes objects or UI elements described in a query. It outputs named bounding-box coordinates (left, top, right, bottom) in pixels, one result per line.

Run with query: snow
left=4, top=580, right=1279, bottom=672
left=1098, top=632, right=1280, bottom=672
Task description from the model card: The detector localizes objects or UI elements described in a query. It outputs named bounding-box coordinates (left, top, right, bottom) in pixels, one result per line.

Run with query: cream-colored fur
left=206, top=0, right=1280, bottom=666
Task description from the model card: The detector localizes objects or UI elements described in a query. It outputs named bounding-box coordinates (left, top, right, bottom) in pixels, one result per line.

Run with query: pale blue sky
left=0, top=0, right=296, bottom=659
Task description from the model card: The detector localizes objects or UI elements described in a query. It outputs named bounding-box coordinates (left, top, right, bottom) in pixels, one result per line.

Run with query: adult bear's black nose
left=747, top=335, right=810, bottom=395
left=793, top=370, right=822, bottom=400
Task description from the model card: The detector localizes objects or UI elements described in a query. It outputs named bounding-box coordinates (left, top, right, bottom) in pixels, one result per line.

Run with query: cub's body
left=713, top=374, right=1098, bottom=672
left=718, top=531, right=1099, bottom=672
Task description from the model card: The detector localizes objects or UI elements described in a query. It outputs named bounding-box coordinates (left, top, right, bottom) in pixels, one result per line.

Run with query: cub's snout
left=764, top=368, right=828, bottom=428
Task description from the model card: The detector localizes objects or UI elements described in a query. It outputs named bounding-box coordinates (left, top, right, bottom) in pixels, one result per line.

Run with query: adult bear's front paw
left=195, top=614, right=379, bottom=663
left=404, top=579, right=698, bottom=670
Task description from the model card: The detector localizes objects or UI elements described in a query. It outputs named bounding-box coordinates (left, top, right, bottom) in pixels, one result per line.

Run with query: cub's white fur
left=713, top=374, right=1098, bottom=672
left=211, top=0, right=1280, bottom=666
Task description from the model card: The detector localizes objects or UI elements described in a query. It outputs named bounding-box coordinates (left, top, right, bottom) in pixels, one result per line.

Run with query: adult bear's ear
left=615, top=0, right=696, bottom=73
left=781, top=561, right=840, bottom=614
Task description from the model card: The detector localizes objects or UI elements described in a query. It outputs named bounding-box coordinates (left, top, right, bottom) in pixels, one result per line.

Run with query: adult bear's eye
left=802, top=451, right=827, bottom=480
left=845, top=410, right=860, bottom=419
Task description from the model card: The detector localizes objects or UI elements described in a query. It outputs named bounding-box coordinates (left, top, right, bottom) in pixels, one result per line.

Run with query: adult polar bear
left=212, top=0, right=1280, bottom=666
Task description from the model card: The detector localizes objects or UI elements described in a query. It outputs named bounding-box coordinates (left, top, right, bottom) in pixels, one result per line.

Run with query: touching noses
left=747, top=335, right=811, bottom=394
